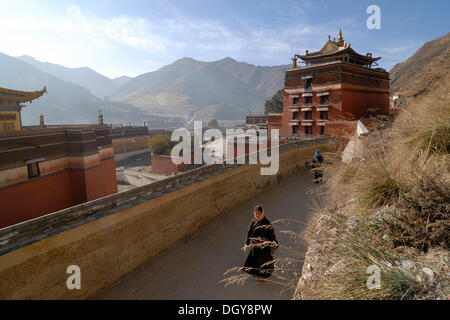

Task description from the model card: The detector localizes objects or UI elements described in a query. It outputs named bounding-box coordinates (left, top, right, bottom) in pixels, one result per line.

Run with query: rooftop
left=292, top=30, right=381, bottom=68
left=0, top=86, right=47, bottom=104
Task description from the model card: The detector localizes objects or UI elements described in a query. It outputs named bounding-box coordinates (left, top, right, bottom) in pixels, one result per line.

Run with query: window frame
left=304, top=96, right=312, bottom=105
left=319, top=126, right=325, bottom=136
left=319, top=111, right=329, bottom=120
left=305, top=78, right=313, bottom=90
left=319, top=95, right=329, bottom=105
left=304, top=126, right=312, bottom=136
left=304, top=111, right=313, bottom=120
left=27, top=162, right=41, bottom=180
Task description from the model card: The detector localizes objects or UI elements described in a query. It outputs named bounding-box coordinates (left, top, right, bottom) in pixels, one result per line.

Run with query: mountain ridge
left=0, top=52, right=160, bottom=125
left=17, top=55, right=120, bottom=99
left=110, top=56, right=289, bottom=120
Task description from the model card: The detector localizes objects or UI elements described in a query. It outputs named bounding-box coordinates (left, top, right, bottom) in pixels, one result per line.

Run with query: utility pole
left=122, top=122, right=128, bottom=168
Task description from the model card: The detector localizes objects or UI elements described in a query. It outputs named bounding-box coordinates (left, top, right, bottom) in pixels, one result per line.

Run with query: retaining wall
left=0, top=138, right=335, bottom=299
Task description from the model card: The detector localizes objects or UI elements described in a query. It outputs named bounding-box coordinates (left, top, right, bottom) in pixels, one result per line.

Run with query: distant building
left=268, top=30, right=390, bottom=142
left=111, top=126, right=150, bottom=155
left=245, top=113, right=268, bottom=130
left=0, top=86, right=117, bottom=228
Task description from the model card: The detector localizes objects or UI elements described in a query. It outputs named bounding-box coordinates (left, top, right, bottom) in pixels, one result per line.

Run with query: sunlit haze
left=1, top=0, right=449, bottom=78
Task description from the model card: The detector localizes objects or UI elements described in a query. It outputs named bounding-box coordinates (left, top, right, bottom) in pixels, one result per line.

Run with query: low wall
left=112, top=136, right=150, bottom=154
left=114, top=149, right=149, bottom=163
left=0, top=138, right=335, bottom=299
left=150, top=154, right=186, bottom=175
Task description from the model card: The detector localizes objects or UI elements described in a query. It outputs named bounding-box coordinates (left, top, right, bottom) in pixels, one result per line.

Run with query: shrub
left=149, top=134, right=171, bottom=155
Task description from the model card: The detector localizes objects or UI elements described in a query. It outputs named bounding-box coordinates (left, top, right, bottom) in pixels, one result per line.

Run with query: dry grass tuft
left=295, top=89, right=449, bottom=300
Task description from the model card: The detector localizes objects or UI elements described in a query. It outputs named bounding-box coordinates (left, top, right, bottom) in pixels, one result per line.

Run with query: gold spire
left=336, top=29, right=344, bottom=46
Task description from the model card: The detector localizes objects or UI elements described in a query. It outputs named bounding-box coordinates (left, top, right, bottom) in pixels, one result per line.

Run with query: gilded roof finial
left=291, top=56, right=297, bottom=68
left=336, top=29, right=344, bottom=46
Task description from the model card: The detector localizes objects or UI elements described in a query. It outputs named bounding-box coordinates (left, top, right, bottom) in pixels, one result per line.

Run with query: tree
left=264, top=89, right=284, bottom=114
left=208, top=118, right=219, bottom=128
left=149, top=134, right=171, bottom=155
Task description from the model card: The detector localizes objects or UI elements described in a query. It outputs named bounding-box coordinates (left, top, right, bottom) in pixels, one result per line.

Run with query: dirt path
left=91, top=169, right=319, bottom=300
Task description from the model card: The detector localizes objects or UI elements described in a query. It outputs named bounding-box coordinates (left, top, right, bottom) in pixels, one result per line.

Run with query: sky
left=0, top=0, right=448, bottom=78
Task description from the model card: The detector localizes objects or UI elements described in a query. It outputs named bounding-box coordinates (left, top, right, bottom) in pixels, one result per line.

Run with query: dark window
left=304, top=111, right=313, bottom=120
left=320, top=126, right=325, bottom=136
left=3, top=122, right=15, bottom=131
left=27, top=162, right=41, bottom=179
left=292, top=112, right=299, bottom=120
left=304, top=96, right=312, bottom=105
left=304, top=126, right=312, bottom=136
left=320, top=95, right=329, bottom=105
left=292, top=97, right=299, bottom=105
left=0, top=114, right=17, bottom=121
left=319, top=111, right=329, bottom=120
left=305, top=78, right=312, bottom=90
left=292, top=126, right=299, bottom=135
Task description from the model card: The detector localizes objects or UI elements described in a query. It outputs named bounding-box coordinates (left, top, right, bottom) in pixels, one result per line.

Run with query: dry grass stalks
left=295, top=90, right=449, bottom=299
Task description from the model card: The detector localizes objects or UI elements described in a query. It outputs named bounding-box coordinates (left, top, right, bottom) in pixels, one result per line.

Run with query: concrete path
left=91, top=169, right=320, bottom=300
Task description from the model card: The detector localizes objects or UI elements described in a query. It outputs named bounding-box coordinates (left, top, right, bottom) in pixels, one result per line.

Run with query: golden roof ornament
left=291, top=56, right=297, bottom=68
left=336, top=29, right=344, bottom=46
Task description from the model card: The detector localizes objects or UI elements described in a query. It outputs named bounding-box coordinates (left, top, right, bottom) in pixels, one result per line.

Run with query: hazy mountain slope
left=0, top=52, right=155, bottom=125
left=113, top=76, right=133, bottom=87
left=210, top=57, right=289, bottom=97
left=390, top=32, right=450, bottom=106
left=18, top=55, right=119, bottom=99
left=111, top=57, right=286, bottom=120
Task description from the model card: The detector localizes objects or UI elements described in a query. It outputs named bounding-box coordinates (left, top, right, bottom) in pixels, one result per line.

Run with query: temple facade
left=0, top=86, right=118, bottom=228
left=268, top=30, right=390, bottom=141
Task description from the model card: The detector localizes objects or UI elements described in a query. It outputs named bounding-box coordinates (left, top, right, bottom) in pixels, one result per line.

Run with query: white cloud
left=62, top=5, right=171, bottom=51
left=0, top=3, right=360, bottom=76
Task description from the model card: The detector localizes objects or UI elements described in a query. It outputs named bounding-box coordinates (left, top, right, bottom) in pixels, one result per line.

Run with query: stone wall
left=0, top=138, right=335, bottom=299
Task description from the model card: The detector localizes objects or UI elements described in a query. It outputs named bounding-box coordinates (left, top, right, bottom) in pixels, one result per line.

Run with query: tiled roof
left=0, top=86, right=47, bottom=103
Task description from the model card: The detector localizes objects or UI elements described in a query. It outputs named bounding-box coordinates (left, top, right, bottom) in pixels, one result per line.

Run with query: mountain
left=390, top=32, right=450, bottom=106
left=111, top=57, right=288, bottom=121
left=18, top=55, right=119, bottom=99
left=113, top=76, right=133, bottom=87
left=210, top=57, right=289, bottom=98
left=0, top=52, right=159, bottom=125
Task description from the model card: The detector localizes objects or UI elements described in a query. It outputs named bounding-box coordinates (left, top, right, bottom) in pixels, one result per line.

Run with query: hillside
left=390, top=32, right=450, bottom=106
left=0, top=52, right=156, bottom=125
left=295, top=34, right=450, bottom=300
left=111, top=57, right=288, bottom=121
left=113, top=76, right=133, bottom=87
left=208, top=57, right=288, bottom=98
left=18, top=55, right=119, bottom=99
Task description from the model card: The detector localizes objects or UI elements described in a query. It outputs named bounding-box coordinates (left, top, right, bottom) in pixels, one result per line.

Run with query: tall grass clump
left=295, top=89, right=449, bottom=299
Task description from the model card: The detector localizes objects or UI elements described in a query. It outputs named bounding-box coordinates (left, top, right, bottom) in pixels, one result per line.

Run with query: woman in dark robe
left=243, top=205, right=278, bottom=278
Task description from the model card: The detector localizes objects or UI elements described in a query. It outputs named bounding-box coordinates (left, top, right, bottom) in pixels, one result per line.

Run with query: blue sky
left=0, top=0, right=448, bottom=78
